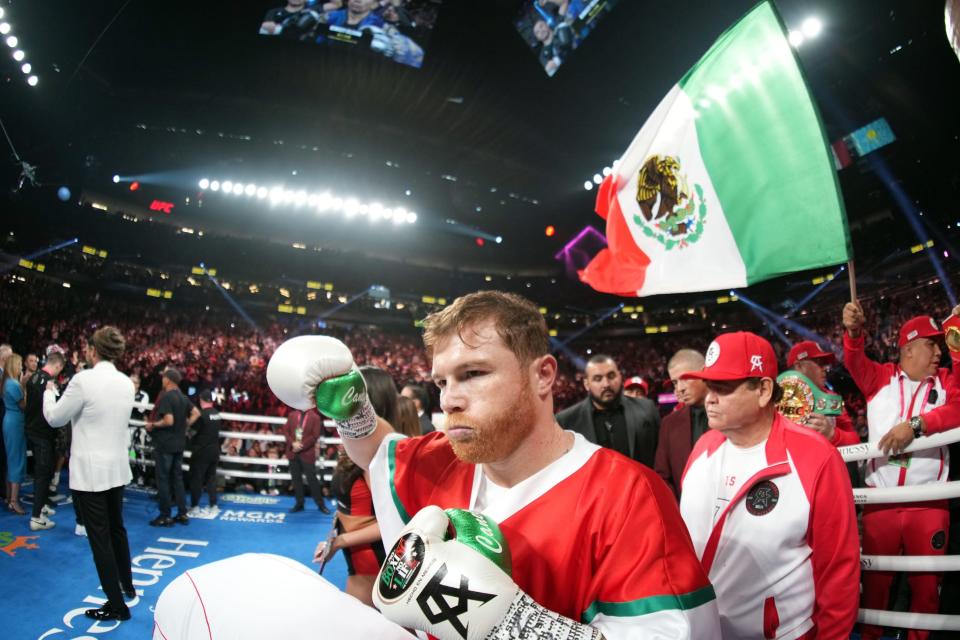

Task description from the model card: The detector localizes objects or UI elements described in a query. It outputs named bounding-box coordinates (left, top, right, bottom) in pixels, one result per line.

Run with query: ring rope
left=861, top=554, right=960, bottom=572
left=839, top=429, right=960, bottom=462
left=857, top=609, right=960, bottom=632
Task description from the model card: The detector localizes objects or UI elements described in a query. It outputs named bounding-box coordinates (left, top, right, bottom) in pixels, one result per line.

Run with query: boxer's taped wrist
left=486, top=592, right=604, bottom=640
left=335, top=398, right=377, bottom=439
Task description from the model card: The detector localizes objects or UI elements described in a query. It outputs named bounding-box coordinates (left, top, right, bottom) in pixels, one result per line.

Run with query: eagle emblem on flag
left=634, top=154, right=707, bottom=250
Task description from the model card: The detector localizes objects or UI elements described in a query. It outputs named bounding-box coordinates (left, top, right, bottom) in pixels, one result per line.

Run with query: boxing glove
left=266, top=335, right=377, bottom=439
left=374, top=506, right=602, bottom=640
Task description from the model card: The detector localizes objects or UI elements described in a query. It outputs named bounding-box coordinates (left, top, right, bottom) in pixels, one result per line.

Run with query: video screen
left=259, top=0, right=442, bottom=69
left=515, top=0, right=621, bottom=77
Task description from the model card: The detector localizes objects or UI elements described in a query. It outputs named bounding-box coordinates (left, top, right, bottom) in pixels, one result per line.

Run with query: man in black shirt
left=25, top=351, right=65, bottom=531
left=146, top=369, right=199, bottom=527
left=260, top=0, right=323, bottom=40
left=188, top=391, right=220, bottom=514
left=556, top=354, right=661, bottom=468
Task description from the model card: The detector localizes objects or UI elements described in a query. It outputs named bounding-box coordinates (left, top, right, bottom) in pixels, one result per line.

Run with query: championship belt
left=777, top=370, right=843, bottom=422
left=944, top=315, right=960, bottom=352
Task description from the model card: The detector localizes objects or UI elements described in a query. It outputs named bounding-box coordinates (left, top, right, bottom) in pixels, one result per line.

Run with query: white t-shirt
left=713, top=439, right=767, bottom=524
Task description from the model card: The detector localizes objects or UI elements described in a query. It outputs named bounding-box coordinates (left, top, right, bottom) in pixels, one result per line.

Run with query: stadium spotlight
left=198, top=178, right=210, bottom=190
left=592, top=173, right=602, bottom=185
left=0, top=23, right=10, bottom=35
left=232, top=182, right=245, bottom=195
left=6, top=35, right=17, bottom=47
left=112, top=174, right=120, bottom=184
left=801, top=17, right=822, bottom=39
left=20, top=62, right=30, bottom=74
left=13, top=49, right=25, bottom=61
left=256, top=186, right=268, bottom=199
left=584, top=181, right=593, bottom=191
left=788, top=30, right=804, bottom=47
left=26, top=74, right=37, bottom=86
left=210, top=180, right=220, bottom=191
left=222, top=180, right=233, bottom=193
left=495, top=236, right=503, bottom=244
left=406, top=211, right=417, bottom=223
left=602, top=167, right=611, bottom=177
left=244, top=183, right=256, bottom=196
left=0, top=8, right=4, bottom=18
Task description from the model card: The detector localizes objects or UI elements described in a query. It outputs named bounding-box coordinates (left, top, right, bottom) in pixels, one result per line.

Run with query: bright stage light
left=801, top=17, right=822, bottom=38
left=244, top=183, right=256, bottom=196
left=495, top=236, right=503, bottom=244
left=6, top=35, right=17, bottom=48
left=592, top=174, right=602, bottom=185
left=198, top=178, right=210, bottom=189
left=112, top=174, right=120, bottom=184
left=584, top=181, right=593, bottom=191
left=256, top=186, right=268, bottom=199
left=294, top=190, right=307, bottom=206
left=210, top=180, right=220, bottom=191
left=20, top=62, right=30, bottom=74
left=602, top=167, right=611, bottom=177
left=233, top=182, right=245, bottom=195
left=13, top=49, right=25, bottom=61
left=406, top=212, right=417, bottom=223
left=26, top=74, right=37, bottom=86
left=0, top=8, right=4, bottom=19
left=0, top=23, right=10, bottom=36
left=788, top=30, right=804, bottom=47
left=269, top=186, right=283, bottom=203
left=222, top=180, right=233, bottom=193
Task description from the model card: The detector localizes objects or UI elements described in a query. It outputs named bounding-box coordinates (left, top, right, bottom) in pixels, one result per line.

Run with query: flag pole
left=847, top=259, right=858, bottom=302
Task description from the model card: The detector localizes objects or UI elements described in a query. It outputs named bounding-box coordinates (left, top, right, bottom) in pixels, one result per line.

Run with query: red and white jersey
left=369, top=431, right=721, bottom=639
left=680, top=414, right=860, bottom=640
left=844, top=333, right=960, bottom=488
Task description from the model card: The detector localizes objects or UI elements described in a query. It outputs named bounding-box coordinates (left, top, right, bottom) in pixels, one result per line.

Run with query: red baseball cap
left=681, top=332, right=778, bottom=381
left=898, top=315, right=943, bottom=348
left=625, top=376, right=649, bottom=394
left=787, top=340, right=836, bottom=368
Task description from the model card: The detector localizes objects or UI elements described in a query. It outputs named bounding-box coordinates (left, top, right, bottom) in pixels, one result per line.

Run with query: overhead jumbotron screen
left=258, top=0, right=442, bottom=69
left=515, top=0, right=621, bottom=76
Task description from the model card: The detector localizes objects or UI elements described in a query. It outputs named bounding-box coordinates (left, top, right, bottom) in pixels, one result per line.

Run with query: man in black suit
left=556, top=354, right=660, bottom=468
left=401, top=384, right=435, bottom=434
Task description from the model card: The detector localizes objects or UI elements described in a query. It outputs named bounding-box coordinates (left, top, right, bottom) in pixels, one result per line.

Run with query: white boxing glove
left=374, top=506, right=602, bottom=640
left=266, top=335, right=377, bottom=439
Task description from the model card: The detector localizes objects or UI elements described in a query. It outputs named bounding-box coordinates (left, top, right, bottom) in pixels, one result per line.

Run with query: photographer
left=24, top=351, right=66, bottom=530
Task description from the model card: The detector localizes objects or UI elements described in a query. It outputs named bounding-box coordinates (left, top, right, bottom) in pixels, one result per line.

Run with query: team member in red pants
left=843, top=301, right=960, bottom=640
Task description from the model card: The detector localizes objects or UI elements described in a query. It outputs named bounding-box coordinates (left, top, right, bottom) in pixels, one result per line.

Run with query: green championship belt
left=777, top=370, right=843, bottom=421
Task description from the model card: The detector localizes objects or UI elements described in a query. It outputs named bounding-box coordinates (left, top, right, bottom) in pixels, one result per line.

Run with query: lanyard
left=897, top=374, right=934, bottom=421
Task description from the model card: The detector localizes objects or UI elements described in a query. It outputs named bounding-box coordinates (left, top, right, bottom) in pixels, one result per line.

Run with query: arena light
left=0, top=23, right=10, bottom=36
left=801, top=16, right=822, bottom=38
left=6, top=35, right=17, bottom=48
left=112, top=174, right=120, bottom=184
left=13, top=49, right=25, bottom=61
left=26, top=74, right=37, bottom=86
left=592, top=173, right=603, bottom=185
left=584, top=180, right=593, bottom=191
left=788, top=30, right=804, bottom=47
left=198, top=178, right=418, bottom=224
left=20, top=62, right=30, bottom=74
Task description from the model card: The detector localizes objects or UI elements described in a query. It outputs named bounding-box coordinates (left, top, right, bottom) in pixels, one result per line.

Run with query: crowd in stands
left=3, top=273, right=956, bottom=457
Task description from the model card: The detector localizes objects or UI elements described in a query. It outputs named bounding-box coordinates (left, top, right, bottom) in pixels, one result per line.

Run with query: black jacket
left=556, top=395, right=661, bottom=468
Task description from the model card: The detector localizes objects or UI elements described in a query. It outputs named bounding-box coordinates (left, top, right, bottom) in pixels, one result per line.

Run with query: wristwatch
left=909, top=416, right=924, bottom=438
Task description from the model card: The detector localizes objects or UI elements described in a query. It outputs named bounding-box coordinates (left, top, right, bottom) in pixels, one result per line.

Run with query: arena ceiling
left=2, top=0, right=959, bottom=306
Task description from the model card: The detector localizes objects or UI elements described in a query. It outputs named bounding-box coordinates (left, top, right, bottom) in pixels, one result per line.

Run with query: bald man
left=655, top=349, right=709, bottom=499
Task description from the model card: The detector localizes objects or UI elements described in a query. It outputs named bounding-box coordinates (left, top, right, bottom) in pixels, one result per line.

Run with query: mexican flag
left=580, top=1, right=850, bottom=297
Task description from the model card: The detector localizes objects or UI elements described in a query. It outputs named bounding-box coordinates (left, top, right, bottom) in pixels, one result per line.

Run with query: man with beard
left=843, top=302, right=960, bottom=640
left=266, top=291, right=719, bottom=639
left=555, top=354, right=660, bottom=468
left=655, top=349, right=709, bottom=499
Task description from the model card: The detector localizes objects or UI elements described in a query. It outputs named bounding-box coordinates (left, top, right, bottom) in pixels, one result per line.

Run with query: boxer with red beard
left=266, top=290, right=720, bottom=640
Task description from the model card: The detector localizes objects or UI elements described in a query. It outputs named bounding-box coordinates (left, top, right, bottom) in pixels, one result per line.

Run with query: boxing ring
left=839, top=430, right=960, bottom=633
left=128, top=403, right=960, bottom=634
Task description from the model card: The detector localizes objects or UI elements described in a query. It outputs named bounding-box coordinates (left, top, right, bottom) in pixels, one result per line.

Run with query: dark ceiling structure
left=1, top=0, right=959, bottom=314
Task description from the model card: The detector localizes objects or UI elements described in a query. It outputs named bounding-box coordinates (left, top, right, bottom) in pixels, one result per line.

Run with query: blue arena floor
left=1, top=478, right=343, bottom=640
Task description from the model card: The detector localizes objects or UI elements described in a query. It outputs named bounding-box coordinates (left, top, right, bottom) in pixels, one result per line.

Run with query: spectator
left=395, top=395, right=422, bottom=438
left=283, top=407, right=330, bottom=514
left=25, top=350, right=66, bottom=530
left=623, top=375, right=649, bottom=399
left=42, top=326, right=137, bottom=622
left=400, top=383, right=434, bottom=434
left=3, top=352, right=26, bottom=514
left=146, top=368, right=199, bottom=527
left=654, top=349, right=708, bottom=499
left=187, top=390, right=220, bottom=514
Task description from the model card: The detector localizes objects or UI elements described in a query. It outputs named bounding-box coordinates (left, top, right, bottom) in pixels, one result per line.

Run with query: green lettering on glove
left=314, top=368, right=367, bottom=421
left=444, top=509, right=512, bottom=577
